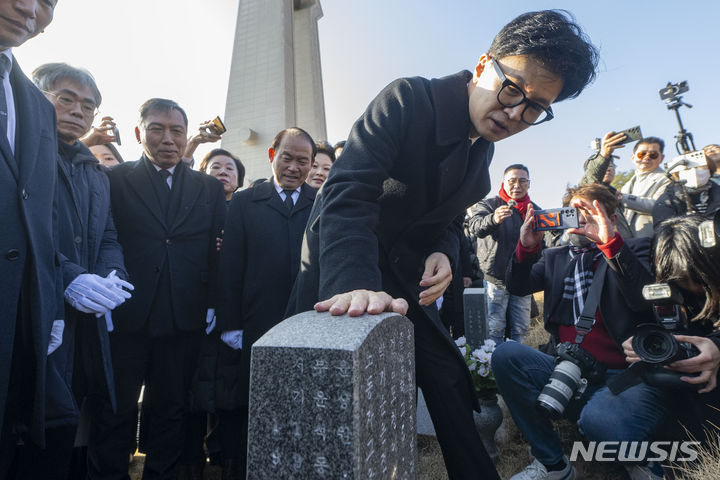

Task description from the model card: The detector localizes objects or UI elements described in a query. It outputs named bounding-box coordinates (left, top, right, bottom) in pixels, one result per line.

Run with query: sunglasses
left=635, top=151, right=660, bottom=160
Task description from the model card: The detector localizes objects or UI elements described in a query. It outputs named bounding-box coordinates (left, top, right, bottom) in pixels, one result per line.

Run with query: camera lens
left=633, top=327, right=678, bottom=365
left=536, top=361, right=585, bottom=418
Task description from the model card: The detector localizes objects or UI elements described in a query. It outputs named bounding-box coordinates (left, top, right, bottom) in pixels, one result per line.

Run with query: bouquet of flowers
left=455, top=336, right=497, bottom=397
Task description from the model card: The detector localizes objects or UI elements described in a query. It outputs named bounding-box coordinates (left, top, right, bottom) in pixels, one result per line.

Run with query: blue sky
left=17, top=0, right=720, bottom=206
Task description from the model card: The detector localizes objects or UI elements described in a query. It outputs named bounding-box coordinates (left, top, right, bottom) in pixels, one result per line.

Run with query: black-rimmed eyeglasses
left=490, top=58, right=553, bottom=126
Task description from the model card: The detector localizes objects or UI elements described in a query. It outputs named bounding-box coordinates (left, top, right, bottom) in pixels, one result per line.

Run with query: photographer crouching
left=621, top=214, right=720, bottom=445
left=492, top=183, right=667, bottom=480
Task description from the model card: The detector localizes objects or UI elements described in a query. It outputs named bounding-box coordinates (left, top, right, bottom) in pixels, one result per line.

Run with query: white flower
left=483, top=339, right=496, bottom=351
left=473, top=350, right=491, bottom=365
left=478, top=364, right=490, bottom=377
left=468, top=362, right=477, bottom=372
left=455, top=337, right=467, bottom=348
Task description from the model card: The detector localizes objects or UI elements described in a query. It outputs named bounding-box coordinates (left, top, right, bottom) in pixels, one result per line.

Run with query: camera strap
left=574, top=261, right=608, bottom=345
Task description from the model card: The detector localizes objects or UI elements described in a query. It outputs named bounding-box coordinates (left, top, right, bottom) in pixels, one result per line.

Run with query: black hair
left=199, top=148, right=246, bottom=187
left=138, top=98, right=188, bottom=127
left=633, top=136, right=665, bottom=154
left=503, top=164, right=529, bottom=176
left=333, top=140, right=346, bottom=151
left=249, top=178, right=267, bottom=188
left=315, top=141, right=336, bottom=163
left=103, top=143, right=124, bottom=163
left=488, top=10, right=599, bottom=102
left=653, top=215, right=720, bottom=324
left=270, top=127, right=317, bottom=158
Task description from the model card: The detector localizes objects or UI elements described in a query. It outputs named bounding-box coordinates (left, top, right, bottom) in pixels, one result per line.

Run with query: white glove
left=221, top=330, right=243, bottom=350
left=205, top=308, right=216, bottom=334
left=47, top=320, right=64, bottom=355
left=64, top=271, right=133, bottom=315
left=105, top=311, right=114, bottom=332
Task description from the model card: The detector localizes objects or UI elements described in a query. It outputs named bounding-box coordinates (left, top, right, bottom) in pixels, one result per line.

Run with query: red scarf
left=498, top=184, right=531, bottom=219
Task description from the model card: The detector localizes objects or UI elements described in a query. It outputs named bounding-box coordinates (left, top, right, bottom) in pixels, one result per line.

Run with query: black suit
left=288, top=71, right=499, bottom=479
left=88, top=157, right=225, bottom=480
left=217, top=180, right=316, bottom=402
left=0, top=57, right=63, bottom=468
left=215, top=180, right=315, bottom=473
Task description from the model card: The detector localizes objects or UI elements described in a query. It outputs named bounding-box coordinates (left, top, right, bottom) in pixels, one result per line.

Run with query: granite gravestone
left=247, top=311, right=417, bottom=479
left=463, top=287, right=489, bottom=350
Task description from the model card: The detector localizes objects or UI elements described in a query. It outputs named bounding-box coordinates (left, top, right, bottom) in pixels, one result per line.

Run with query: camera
left=532, top=207, right=579, bottom=231
left=633, top=284, right=700, bottom=366
left=208, top=116, right=227, bottom=135
left=590, top=126, right=643, bottom=152
left=699, top=209, right=720, bottom=248
left=536, top=342, right=606, bottom=418
left=659, top=81, right=689, bottom=102
left=111, top=125, right=121, bottom=146
left=609, top=283, right=704, bottom=395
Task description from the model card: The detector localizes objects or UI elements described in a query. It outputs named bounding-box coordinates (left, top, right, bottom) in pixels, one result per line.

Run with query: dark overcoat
left=288, top=71, right=494, bottom=401
left=0, top=58, right=63, bottom=444
left=215, top=180, right=316, bottom=408
left=46, top=142, right=127, bottom=427
left=107, top=156, right=225, bottom=335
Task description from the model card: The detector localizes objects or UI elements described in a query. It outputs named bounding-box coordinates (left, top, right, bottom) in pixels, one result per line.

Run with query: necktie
left=283, top=189, right=295, bottom=211
left=157, top=169, right=171, bottom=216
left=158, top=169, right=171, bottom=189
left=0, top=55, right=10, bottom=142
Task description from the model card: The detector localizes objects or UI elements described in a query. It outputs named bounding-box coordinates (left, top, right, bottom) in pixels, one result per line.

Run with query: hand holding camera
left=493, top=204, right=513, bottom=224
left=566, top=198, right=615, bottom=245
left=184, top=117, right=226, bottom=162
left=519, top=204, right=544, bottom=249
left=189, top=117, right=225, bottom=145
left=599, top=130, right=628, bottom=158
left=82, top=116, right=121, bottom=147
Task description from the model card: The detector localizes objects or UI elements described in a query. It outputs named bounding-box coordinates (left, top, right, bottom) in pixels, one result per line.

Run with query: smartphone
left=533, top=207, right=579, bottom=231
left=209, top=116, right=227, bottom=135
left=112, top=125, right=121, bottom=146
left=616, top=126, right=642, bottom=146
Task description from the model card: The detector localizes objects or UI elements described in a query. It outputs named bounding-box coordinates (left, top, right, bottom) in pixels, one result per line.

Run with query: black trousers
left=87, top=331, right=201, bottom=480
left=0, top=295, right=36, bottom=479
left=382, top=268, right=500, bottom=480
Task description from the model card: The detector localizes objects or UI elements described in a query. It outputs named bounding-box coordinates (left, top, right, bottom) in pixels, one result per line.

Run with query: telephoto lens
left=536, top=360, right=587, bottom=418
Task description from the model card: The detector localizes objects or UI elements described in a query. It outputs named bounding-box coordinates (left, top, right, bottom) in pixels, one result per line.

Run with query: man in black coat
left=288, top=10, right=599, bottom=480
left=87, top=98, right=225, bottom=480
left=16, top=62, right=132, bottom=479
left=216, top=127, right=317, bottom=479
left=0, top=1, right=65, bottom=474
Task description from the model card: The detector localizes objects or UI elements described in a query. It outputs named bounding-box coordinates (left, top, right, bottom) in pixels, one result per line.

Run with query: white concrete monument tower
left=222, top=0, right=327, bottom=183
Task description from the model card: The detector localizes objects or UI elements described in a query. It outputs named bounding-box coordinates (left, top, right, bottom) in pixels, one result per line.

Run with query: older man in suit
left=289, top=10, right=599, bottom=480
left=215, top=127, right=317, bottom=479
left=87, top=98, right=225, bottom=480
left=0, top=0, right=65, bottom=474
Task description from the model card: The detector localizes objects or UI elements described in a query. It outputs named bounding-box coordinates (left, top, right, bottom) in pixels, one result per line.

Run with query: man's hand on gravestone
left=315, top=290, right=409, bottom=317
left=418, top=252, right=452, bottom=306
